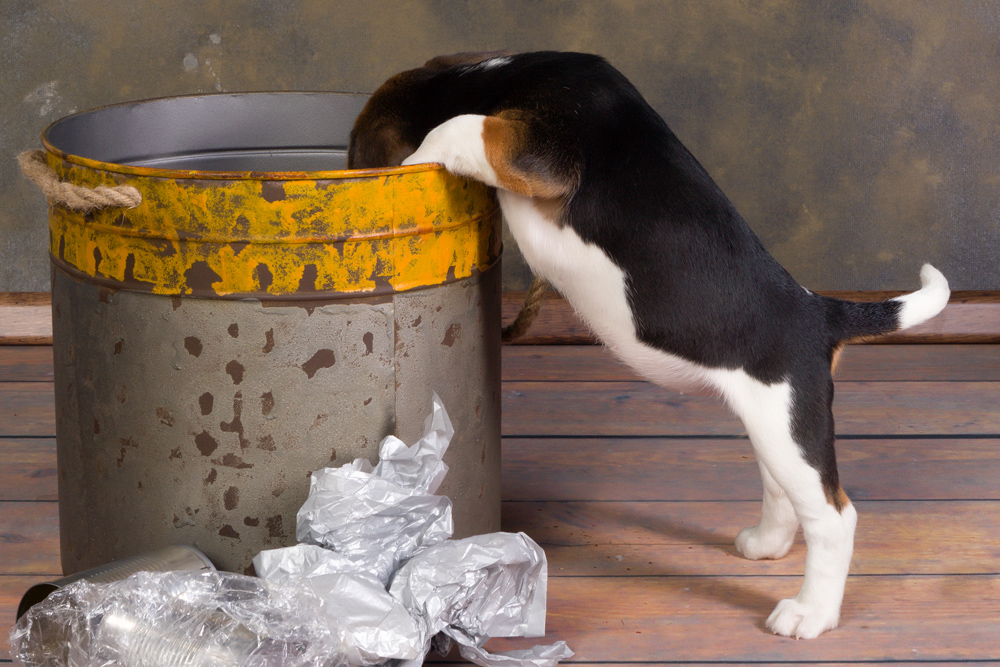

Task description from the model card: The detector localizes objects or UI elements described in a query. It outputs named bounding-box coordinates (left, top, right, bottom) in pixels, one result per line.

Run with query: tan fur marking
left=530, top=196, right=565, bottom=224
left=350, top=121, right=413, bottom=169
left=841, top=333, right=881, bottom=346
left=482, top=114, right=576, bottom=199
left=830, top=343, right=844, bottom=377
left=825, top=485, right=851, bottom=513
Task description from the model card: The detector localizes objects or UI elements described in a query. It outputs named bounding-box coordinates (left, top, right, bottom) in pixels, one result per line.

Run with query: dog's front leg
left=402, top=115, right=504, bottom=186
left=402, top=112, right=577, bottom=199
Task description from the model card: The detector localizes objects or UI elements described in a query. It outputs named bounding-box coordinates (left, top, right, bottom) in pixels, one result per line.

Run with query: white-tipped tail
left=891, top=264, right=950, bottom=330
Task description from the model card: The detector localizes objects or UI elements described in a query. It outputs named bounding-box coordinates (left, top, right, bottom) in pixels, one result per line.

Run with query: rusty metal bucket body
left=41, top=93, right=502, bottom=575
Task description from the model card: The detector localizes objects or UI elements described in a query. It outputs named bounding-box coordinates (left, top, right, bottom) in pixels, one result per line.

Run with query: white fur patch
left=892, top=263, right=950, bottom=330
left=469, top=56, right=513, bottom=71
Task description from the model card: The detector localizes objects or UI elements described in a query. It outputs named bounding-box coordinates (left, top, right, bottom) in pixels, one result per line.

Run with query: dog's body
left=349, top=51, right=950, bottom=639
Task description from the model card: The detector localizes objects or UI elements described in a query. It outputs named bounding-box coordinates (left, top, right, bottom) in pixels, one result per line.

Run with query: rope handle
left=17, top=149, right=142, bottom=212
left=502, top=275, right=549, bottom=343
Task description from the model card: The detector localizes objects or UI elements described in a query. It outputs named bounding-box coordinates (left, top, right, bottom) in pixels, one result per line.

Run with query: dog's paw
left=401, top=115, right=498, bottom=185
left=401, top=132, right=446, bottom=166
left=401, top=144, right=443, bottom=167
left=766, top=597, right=840, bottom=639
left=735, top=524, right=795, bottom=560
left=401, top=115, right=479, bottom=166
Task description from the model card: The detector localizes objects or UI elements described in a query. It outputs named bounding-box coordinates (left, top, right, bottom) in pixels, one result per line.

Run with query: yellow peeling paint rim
left=39, top=92, right=501, bottom=299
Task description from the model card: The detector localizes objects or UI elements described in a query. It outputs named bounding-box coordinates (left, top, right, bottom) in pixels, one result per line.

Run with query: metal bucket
left=41, top=93, right=502, bottom=575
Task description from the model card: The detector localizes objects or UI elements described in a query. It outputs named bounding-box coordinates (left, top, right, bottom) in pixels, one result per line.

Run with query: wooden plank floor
left=1, top=344, right=999, bottom=664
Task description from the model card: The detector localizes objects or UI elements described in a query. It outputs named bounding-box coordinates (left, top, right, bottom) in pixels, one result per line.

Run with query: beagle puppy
left=348, top=51, right=950, bottom=639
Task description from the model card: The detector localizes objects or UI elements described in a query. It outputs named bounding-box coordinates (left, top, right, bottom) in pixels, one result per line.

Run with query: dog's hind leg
left=736, top=460, right=800, bottom=560
left=715, top=369, right=856, bottom=639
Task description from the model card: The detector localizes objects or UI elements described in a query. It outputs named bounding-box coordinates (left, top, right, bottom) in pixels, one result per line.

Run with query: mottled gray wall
left=3, top=0, right=998, bottom=291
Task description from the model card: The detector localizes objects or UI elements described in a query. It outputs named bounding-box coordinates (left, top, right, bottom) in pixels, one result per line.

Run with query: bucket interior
left=43, top=92, right=370, bottom=172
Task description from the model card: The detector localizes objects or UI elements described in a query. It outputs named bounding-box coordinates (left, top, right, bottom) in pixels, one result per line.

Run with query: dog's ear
left=422, top=50, right=515, bottom=70
left=349, top=69, right=424, bottom=169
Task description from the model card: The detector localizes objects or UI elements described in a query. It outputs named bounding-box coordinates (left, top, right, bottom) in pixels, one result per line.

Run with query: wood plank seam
left=499, top=291, right=1000, bottom=345
left=3, top=291, right=1000, bottom=344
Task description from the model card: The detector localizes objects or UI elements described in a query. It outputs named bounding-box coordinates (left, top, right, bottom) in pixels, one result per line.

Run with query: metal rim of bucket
left=41, top=91, right=436, bottom=181
left=40, top=92, right=502, bottom=301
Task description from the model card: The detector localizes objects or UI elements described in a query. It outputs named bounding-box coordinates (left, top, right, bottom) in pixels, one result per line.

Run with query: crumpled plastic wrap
left=293, top=394, right=456, bottom=585
left=388, top=532, right=571, bottom=667
left=10, top=570, right=346, bottom=667
left=389, top=532, right=548, bottom=641
left=254, top=544, right=425, bottom=665
left=9, top=393, right=571, bottom=667
left=371, top=393, right=453, bottom=494
left=293, top=462, right=453, bottom=585
left=258, top=393, right=570, bottom=667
